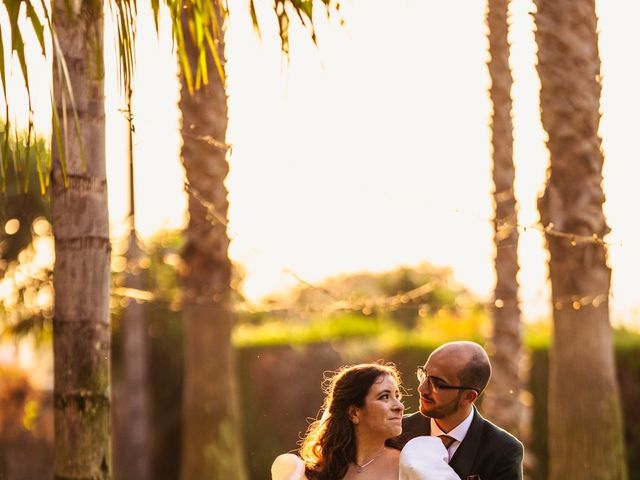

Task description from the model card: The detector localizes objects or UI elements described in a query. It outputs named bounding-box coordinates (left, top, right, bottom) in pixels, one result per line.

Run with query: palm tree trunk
left=178, top=3, right=248, bottom=478
left=51, top=0, right=111, bottom=478
left=534, top=1, right=627, bottom=478
left=482, top=0, right=523, bottom=438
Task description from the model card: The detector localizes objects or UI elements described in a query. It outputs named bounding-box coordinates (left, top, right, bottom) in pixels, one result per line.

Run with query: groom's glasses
left=416, top=366, right=480, bottom=394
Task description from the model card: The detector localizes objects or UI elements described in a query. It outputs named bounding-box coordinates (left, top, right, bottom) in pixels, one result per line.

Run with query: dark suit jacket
left=386, top=408, right=523, bottom=480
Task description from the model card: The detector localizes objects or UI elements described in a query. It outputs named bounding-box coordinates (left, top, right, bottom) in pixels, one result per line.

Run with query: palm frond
left=248, top=0, right=260, bottom=39
left=109, top=0, right=137, bottom=93
left=1, top=0, right=138, bottom=193
left=150, top=0, right=161, bottom=32
left=0, top=0, right=52, bottom=191
left=0, top=0, right=39, bottom=193
left=1, top=313, right=50, bottom=341
left=162, top=0, right=339, bottom=89
left=49, top=90, right=67, bottom=184
left=203, top=22, right=224, bottom=83
left=25, top=0, right=46, bottom=53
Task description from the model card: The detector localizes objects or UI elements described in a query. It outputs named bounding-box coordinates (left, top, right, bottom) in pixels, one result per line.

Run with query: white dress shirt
left=430, top=408, right=474, bottom=461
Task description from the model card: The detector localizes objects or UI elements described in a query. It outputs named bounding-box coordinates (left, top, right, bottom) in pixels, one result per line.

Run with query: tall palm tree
left=534, top=1, right=627, bottom=478
left=177, top=1, right=244, bottom=478
left=175, top=2, right=335, bottom=477
left=481, top=0, right=522, bottom=438
left=50, top=0, right=112, bottom=476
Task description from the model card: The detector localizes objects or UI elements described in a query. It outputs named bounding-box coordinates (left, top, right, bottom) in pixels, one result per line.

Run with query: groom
left=387, top=341, right=523, bottom=480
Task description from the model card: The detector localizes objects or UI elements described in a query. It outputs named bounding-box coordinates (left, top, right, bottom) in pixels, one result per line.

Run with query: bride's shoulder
left=271, top=453, right=309, bottom=480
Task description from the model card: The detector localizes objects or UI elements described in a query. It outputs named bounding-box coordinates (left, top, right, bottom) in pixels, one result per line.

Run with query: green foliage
left=234, top=263, right=489, bottom=349
left=109, top=0, right=137, bottom=93
left=0, top=365, right=52, bottom=478
left=0, top=123, right=51, bottom=339
left=140, top=229, right=183, bottom=303
left=410, top=308, right=489, bottom=346
left=0, top=123, right=49, bottom=259
left=522, top=320, right=552, bottom=350
left=0, top=219, right=53, bottom=340
left=249, top=262, right=477, bottom=330
left=234, top=312, right=398, bottom=346
left=272, top=0, right=336, bottom=55
left=524, top=322, right=640, bottom=351
left=164, top=0, right=340, bottom=94
left=0, top=0, right=48, bottom=189
left=613, top=328, right=640, bottom=350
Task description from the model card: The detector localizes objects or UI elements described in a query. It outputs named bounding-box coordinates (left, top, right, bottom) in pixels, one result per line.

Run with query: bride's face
left=351, top=374, right=405, bottom=439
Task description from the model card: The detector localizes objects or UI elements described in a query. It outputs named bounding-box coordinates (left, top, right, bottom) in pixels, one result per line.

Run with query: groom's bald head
left=429, top=341, right=492, bottom=395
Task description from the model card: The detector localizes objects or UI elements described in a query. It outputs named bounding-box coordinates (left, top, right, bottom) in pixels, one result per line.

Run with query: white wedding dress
left=271, top=453, right=308, bottom=480
left=399, top=436, right=461, bottom=480
left=271, top=437, right=460, bottom=480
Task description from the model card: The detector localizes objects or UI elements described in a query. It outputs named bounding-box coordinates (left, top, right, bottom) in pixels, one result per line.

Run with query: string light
left=493, top=290, right=611, bottom=312
left=111, top=287, right=154, bottom=302
left=183, top=182, right=230, bottom=230
left=540, top=222, right=610, bottom=247
left=108, top=275, right=615, bottom=322
left=3, top=186, right=630, bottom=338
left=451, top=208, right=621, bottom=248
left=106, top=185, right=622, bottom=319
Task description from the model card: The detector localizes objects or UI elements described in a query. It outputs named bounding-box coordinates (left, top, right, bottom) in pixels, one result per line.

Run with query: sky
left=4, top=0, right=640, bottom=327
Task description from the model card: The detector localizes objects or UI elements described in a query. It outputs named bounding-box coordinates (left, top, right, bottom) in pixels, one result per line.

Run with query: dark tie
left=439, top=434, right=456, bottom=449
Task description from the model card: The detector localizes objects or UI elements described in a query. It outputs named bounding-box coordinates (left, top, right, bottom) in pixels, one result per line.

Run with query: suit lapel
left=449, top=407, right=483, bottom=480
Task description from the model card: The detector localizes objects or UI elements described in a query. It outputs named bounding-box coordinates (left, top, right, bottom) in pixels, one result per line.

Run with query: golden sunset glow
left=3, top=0, right=640, bottom=327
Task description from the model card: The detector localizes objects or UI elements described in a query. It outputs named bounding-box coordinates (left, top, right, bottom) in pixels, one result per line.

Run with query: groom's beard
left=420, top=391, right=462, bottom=419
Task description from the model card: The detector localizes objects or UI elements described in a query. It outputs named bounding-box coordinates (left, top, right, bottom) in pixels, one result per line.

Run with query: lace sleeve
left=271, top=453, right=308, bottom=480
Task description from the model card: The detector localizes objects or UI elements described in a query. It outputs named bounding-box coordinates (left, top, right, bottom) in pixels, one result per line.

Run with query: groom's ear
left=462, top=390, right=478, bottom=405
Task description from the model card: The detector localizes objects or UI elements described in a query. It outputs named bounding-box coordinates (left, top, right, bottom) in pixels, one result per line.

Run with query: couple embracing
left=272, top=341, right=523, bottom=480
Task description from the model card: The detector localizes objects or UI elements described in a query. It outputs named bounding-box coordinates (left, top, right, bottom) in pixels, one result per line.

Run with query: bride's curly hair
left=299, top=363, right=402, bottom=480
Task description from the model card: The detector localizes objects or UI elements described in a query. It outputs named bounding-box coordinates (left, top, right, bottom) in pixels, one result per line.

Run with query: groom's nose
left=417, top=380, right=434, bottom=398
left=417, top=379, right=428, bottom=393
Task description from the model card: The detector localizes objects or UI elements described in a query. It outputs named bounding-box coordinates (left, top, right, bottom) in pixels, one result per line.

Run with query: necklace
left=354, top=446, right=386, bottom=473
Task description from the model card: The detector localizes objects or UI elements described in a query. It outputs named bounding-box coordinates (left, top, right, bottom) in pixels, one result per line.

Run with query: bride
left=271, top=363, right=460, bottom=480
